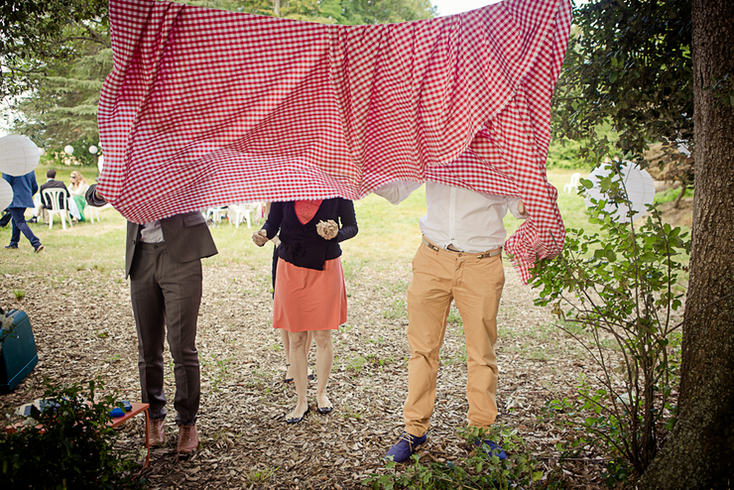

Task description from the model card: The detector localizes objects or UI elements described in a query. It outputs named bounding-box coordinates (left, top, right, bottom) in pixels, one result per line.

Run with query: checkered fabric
left=98, top=0, right=571, bottom=282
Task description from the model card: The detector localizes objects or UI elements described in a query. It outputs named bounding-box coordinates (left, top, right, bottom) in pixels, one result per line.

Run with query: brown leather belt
left=421, top=236, right=502, bottom=259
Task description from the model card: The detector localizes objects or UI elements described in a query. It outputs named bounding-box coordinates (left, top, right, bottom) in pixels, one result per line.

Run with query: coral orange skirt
left=273, top=257, right=347, bottom=332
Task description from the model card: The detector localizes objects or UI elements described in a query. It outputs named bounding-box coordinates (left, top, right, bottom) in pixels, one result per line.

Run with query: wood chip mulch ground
left=1, top=259, right=621, bottom=489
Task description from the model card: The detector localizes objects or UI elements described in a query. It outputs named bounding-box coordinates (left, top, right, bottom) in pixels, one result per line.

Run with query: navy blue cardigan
left=262, top=198, right=358, bottom=271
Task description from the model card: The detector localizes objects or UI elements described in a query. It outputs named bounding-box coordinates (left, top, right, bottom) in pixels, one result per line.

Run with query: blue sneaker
left=475, top=439, right=508, bottom=460
left=385, top=431, right=427, bottom=463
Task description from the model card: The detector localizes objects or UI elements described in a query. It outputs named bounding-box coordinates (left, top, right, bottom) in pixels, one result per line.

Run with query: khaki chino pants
left=404, top=240, right=505, bottom=437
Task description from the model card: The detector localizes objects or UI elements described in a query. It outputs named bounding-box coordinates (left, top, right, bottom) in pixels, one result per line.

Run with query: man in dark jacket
left=125, top=212, right=217, bottom=454
left=3, top=171, right=44, bottom=252
left=91, top=186, right=217, bottom=453
left=39, top=168, right=71, bottom=210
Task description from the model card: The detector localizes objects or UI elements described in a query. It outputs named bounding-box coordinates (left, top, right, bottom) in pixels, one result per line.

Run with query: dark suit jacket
left=3, top=172, right=38, bottom=209
left=125, top=212, right=218, bottom=278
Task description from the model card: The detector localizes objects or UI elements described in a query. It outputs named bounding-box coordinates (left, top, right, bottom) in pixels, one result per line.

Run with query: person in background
left=376, top=181, right=528, bottom=463
left=68, top=171, right=89, bottom=222
left=252, top=198, right=357, bottom=423
left=3, top=170, right=44, bottom=252
left=34, top=169, right=71, bottom=223
left=39, top=169, right=70, bottom=207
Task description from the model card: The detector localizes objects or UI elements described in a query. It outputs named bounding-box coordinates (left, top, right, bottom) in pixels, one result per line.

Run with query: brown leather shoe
left=150, top=418, right=165, bottom=447
left=177, top=424, right=199, bottom=454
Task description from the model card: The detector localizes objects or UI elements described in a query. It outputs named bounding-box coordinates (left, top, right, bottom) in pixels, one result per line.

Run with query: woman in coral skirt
left=252, top=198, right=358, bottom=423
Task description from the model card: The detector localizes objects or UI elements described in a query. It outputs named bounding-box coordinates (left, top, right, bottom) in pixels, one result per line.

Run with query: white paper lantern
left=89, top=145, right=98, bottom=155
left=0, top=178, right=13, bottom=210
left=0, top=134, right=40, bottom=176
left=584, top=161, right=656, bottom=223
left=64, top=145, right=74, bottom=155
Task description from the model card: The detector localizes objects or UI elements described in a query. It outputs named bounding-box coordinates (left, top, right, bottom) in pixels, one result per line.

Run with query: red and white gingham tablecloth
left=98, top=0, right=571, bottom=282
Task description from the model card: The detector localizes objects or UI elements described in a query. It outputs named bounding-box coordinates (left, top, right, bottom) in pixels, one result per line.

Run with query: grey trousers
left=130, top=242, right=203, bottom=426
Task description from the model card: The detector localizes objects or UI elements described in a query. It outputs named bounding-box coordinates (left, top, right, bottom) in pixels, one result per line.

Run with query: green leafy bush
left=530, top=164, right=689, bottom=480
left=0, top=380, right=146, bottom=489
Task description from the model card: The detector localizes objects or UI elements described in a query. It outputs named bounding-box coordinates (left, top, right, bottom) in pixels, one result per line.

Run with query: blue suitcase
left=0, top=309, right=38, bottom=394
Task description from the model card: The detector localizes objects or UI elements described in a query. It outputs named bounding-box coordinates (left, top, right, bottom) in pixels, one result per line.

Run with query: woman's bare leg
left=312, top=330, right=333, bottom=409
left=284, top=330, right=313, bottom=381
left=282, top=329, right=292, bottom=380
left=287, top=331, right=310, bottom=420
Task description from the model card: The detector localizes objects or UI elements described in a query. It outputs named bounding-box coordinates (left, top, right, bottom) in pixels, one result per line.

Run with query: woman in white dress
left=68, top=171, right=90, bottom=222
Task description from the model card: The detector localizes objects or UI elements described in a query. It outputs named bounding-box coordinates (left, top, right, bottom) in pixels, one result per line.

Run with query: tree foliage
left=552, top=0, right=693, bottom=167
left=320, top=0, right=436, bottom=25
left=0, top=0, right=110, bottom=101
left=11, top=45, right=113, bottom=155
left=0, top=379, right=145, bottom=489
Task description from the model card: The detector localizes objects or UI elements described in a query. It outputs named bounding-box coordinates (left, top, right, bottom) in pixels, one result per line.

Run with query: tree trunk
left=639, top=0, right=734, bottom=488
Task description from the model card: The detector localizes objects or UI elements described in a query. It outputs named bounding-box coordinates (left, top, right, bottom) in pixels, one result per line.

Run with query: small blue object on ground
left=109, top=401, right=133, bottom=418
left=475, top=439, right=508, bottom=460
left=385, top=431, right=427, bottom=463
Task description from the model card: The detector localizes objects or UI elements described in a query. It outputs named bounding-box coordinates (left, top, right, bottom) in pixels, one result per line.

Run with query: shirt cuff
left=373, top=181, right=422, bottom=204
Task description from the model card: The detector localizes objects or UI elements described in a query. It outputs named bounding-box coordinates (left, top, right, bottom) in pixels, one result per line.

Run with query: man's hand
left=316, top=220, right=338, bottom=240
left=518, top=201, right=528, bottom=217
left=252, top=229, right=269, bottom=247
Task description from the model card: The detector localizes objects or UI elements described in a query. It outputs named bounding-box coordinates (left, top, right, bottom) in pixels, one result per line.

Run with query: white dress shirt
left=139, top=220, right=164, bottom=243
left=375, top=181, right=527, bottom=253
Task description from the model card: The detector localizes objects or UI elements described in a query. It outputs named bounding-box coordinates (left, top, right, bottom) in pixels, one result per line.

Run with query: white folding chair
left=87, top=205, right=100, bottom=223
left=42, top=188, right=73, bottom=230
left=564, top=172, right=581, bottom=194
left=87, top=203, right=113, bottom=224
left=228, top=203, right=256, bottom=228
left=205, top=207, right=228, bottom=226
left=226, top=203, right=244, bottom=228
